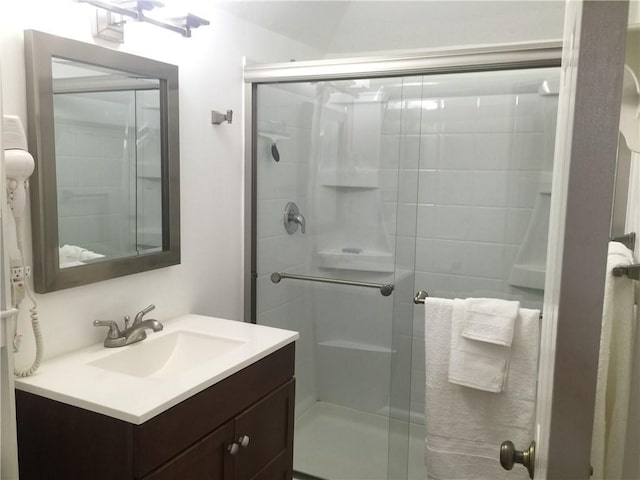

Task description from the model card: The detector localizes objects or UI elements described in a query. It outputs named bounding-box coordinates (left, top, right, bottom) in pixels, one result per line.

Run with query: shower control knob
left=500, top=440, right=535, bottom=479
left=238, top=435, right=250, bottom=447
left=227, top=443, right=240, bottom=455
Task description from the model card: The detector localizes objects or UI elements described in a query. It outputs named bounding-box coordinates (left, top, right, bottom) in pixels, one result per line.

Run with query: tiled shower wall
left=255, top=83, right=318, bottom=412
left=387, top=74, right=559, bottom=423
left=255, top=69, right=559, bottom=422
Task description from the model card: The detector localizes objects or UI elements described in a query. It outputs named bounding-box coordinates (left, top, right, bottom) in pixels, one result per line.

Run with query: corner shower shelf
left=317, top=249, right=394, bottom=273
left=318, top=168, right=379, bottom=188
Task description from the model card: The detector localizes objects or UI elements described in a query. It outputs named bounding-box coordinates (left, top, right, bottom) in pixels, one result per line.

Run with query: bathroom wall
left=0, top=0, right=324, bottom=367
left=254, top=83, right=318, bottom=410
left=218, top=1, right=566, bottom=58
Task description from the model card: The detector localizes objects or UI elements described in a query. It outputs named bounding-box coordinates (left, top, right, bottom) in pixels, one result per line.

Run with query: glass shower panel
left=254, top=65, right=560, bottom=480
left=408, top=66, right=560, bottom=480
left=255, top=78, right=408, bottom=480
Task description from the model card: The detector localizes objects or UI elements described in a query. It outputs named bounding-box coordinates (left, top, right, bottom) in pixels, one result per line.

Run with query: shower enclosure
left=245, top=45, right=561, bottom=480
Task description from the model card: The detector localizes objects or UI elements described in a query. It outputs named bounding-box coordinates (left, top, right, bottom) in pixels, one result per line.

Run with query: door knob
left=227, top=443, right=239, bottom=455
left=500, top=440, right=535, bottom=479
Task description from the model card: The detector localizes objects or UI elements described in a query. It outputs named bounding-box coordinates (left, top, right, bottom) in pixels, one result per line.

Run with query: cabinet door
left=233, top=379, right=295, bottom=480
left=143, top=421, right=235, bottom=480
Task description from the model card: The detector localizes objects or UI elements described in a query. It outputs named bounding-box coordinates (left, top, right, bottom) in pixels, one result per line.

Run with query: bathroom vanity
left=14, top=315, right=298, bottom=479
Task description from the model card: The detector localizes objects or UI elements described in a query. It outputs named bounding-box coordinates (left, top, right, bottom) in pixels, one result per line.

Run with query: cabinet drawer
left=142, top=421, right=234, bottom=480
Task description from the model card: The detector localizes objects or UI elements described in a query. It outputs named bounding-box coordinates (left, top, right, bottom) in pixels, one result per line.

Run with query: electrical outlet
left=24, top=266, right=32, bottom=277
left=11, top=266, right=24, bottom=281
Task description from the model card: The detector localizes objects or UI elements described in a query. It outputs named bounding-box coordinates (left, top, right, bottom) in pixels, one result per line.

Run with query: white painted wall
left=218, top=1, right=566, bottom=57
left=0, top=0, right=323, bottom=369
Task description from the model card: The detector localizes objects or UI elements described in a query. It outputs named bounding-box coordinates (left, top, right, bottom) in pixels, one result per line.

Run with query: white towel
left=449, top=299, right=510, bottom=392
left=424, top=297, right=540, bottom=480
left=462, top=298, right=520, bottom=346
left=591, top=241, right=636, bottom=480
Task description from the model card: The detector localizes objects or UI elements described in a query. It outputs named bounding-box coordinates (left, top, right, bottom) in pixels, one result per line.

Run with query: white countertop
left=15, top=315, right=298, bottom=424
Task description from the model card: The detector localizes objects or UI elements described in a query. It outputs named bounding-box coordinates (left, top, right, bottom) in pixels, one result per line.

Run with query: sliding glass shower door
left=252, top=65, right=560, bottom=480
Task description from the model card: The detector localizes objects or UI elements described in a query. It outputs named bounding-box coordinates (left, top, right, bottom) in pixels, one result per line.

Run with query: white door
left=533, top=1, right=630, bottom=479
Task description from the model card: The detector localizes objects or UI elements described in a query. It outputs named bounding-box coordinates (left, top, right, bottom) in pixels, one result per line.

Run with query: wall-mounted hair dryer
left=3, top=114, right=41, bottom=378
left=4, top=115, right=34, bottom=220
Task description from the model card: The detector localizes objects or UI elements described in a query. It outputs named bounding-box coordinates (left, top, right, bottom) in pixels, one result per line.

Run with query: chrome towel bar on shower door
left=270, top=272, right=394, bottom=296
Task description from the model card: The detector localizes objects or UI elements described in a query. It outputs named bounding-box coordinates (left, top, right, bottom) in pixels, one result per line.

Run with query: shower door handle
left=500, top=440, right=535, bottom=479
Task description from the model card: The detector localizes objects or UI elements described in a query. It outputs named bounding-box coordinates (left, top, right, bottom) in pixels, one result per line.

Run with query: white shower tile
left=400, top=135, right=421, bottom=170
left=398, top=170, right=419, bottom=203
left=508, top=171, right=543, bottom=208
left=396, top=202, right=419, bottom=236
left=419, top=134, right=439, bottom=169
left=475, top=133, right=512, bottom=170
left=514, top=93, right=544, bottom=132
left=380, top=169, right=400, bottom=202
left=435, top=171, right=474, bottom=206
left=438, top=134, right=476, bottom=170
left=471, top=171, right=510, bottom=207
left=380, top=134, right=400, bottom=169
left=467, top=207, right=508, bottom=243
left=418, top=170, right=437, bottom=205
left=441, top=96, right=478, bottom=133
left=434, top=205, right=469, bottom=240
left=401, top=99, right=425, bottom=135
left=511, top=132, right=546, bottom=170
left=414, top=238, right=437, bottom=272
left=477, top=94, right=516, bottom=132
left=507, top=208, right=534, bottom=244
left=382, top=99, right=402, bottom=135
left=416, top=204, right=436, bottom=238
left=420, top=98, right=443, bottom=134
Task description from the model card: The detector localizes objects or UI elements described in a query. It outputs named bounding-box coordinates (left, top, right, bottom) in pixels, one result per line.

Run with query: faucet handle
left=134, top=304, right=156, bottom=325
left=93, top=320, right=122, bottom=339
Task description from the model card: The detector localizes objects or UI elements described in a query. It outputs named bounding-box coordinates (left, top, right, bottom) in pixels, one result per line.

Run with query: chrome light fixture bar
left=75, top=0, right=210, bottom=38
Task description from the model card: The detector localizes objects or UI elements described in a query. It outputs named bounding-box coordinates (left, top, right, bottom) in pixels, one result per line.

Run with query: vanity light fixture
left=75, top=0, right=210, bottom=41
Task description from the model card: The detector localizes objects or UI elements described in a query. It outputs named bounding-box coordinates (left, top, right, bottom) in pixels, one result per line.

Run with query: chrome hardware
left=271, top=272, right=394, bottom=297
left=611, top=232, right=636, bottom=251
left=414, top=290, right=429, bottom=304
left=211, top=109, right=233, bottom=125
left=284, top=202, right=305, bottom=234
left=93, top=305, right=163, bottom=348
left=500, top=440, right=535, bottom=479
left=271, top=143, right=280, bottom=162
left=238, top=435, right=250, bottom=448
left=227, top=443, right=239, bottom=455
left=93, top=320, right=122, bottom=339
left=133, top=304, right=155, bottom=326
left=613, top=264, right=640, bottom=280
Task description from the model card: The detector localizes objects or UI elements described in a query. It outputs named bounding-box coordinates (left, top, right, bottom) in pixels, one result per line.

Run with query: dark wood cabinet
left=16, top=343, right=295, bottom=480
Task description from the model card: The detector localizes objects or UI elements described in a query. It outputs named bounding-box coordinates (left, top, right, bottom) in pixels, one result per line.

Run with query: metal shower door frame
left=242, top=41, right=567, bottom=478
left=243, top=40, right=563, bottom=323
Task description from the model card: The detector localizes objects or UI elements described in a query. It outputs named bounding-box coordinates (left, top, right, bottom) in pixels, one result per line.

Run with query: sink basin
left=89, top=331, right=247, bottom=378
left=14, top=314, right=298, bottom=424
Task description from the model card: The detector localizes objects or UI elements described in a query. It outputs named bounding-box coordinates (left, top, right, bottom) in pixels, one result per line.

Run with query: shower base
left=294, top=401, right=426, bottom=480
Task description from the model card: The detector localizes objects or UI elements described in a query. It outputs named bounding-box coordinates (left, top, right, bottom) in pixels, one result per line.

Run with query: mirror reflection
left=52, top=58, right=163, bottom=269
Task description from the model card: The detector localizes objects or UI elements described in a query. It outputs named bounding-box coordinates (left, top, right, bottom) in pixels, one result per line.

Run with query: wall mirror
left=24, top=30, right=180, bottom=293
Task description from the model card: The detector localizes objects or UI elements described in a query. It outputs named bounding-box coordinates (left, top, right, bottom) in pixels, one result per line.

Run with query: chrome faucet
left=94, top=304, right=163, bottom=348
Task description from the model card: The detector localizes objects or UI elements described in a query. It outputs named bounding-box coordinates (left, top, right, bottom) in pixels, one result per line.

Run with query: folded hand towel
left=424, top=297, right=540, bottom=479
left=462, top=298, right=520, bottom=347
left=449, top=299, right=510, bottom=392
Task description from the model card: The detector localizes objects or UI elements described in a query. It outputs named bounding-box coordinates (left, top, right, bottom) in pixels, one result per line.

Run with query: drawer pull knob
left=227, top=443, right=239, bottom=455
left=239, top=435, right=250, bottom=448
